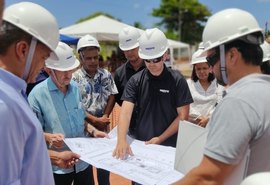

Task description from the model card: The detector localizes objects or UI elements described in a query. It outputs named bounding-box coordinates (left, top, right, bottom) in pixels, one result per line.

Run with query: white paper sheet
left=64, top=127, right=183, bottom=185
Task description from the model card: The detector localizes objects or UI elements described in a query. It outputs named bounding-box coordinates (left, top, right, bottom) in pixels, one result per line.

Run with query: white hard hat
left=240, top=172, right=270, bottom=185
left=138, top=28, right=169, bottom=59
left=260, top=41, right=270, bottom=62
left=191, top=42, right=207, bottom=65
left=3, top=2, right=59, bottom=55
left=119, top=26, right=141, bottom=51
left=191, top=48, right=207, bottom=65
left=203, top=8, right=263, bottom=51
left=46, top=42, right=80, bottom=71
left=77, top=34, right=100, bottom=52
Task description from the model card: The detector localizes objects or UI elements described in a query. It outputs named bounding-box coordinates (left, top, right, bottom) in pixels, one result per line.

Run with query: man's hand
left=55, top=151, right=80, bottom=169
left=112, top=140, right=133, bottom=160
left=49, top=150, right=80, bottom=169
left=44, top=133, right=64, bottom=148
left=196, top=116, right=209, bottom=128
left=145, top=137, right=161, bottom=145
left=93, top=130, right=109, bottom=138
left=91, top=116, right=110, bottom=131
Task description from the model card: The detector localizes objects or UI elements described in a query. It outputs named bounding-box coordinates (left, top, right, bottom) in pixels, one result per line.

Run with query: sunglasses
left=144, top=56, right=163, bottom=63
left=206, top=52, right=220, bottom=67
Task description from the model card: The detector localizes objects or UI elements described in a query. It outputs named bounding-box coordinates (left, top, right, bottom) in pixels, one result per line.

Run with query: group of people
left=1, top=1, right=270, bottom=185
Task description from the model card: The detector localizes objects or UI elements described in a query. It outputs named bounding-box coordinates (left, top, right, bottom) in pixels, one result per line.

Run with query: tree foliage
left=152, top=0, right=211, bottom=44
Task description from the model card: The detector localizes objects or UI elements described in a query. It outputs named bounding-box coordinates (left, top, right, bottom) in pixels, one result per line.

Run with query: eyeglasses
left=144, top=56, right=163, bottom=63
left=206, top=52, right=220, bottom=67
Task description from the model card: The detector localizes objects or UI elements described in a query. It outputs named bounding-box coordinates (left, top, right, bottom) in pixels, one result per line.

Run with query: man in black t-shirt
left=114, top=26, right=145, bottom=106
left=114, top=26, right=145, bottom=136
left=113, top=28, right=193, bottom=159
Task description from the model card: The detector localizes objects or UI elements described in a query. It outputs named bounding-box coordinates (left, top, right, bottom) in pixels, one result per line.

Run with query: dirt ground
left=93, top=167, right=131, bottom=185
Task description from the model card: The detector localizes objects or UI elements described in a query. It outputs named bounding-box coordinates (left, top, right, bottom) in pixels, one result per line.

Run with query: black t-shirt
left=114, top=61, right=145, bottom=106
left=122, top=66, right=193, bottom=147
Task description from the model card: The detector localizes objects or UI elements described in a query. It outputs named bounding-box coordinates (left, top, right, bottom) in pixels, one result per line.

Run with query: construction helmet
left=77, top=34, right=100, bottom=52
left=138, top=28, right=169, bottom=59
left=3, top=2, right=59, bottom=54
left=203, top=8, right=263, bottom=51
left=119, top=26, right=141, bottom=51
left=260, top=41, right=270, bottom=62
left=240, top=172, right=270, bottom=185
left=46, top=42, right=80, bottom=71
left=191, top=42, right=207, bottom=65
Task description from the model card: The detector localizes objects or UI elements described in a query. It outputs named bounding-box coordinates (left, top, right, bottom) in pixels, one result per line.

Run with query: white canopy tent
left=60, top=15, right=130, bottom=41
left=60, top=15, right=190, bottom=66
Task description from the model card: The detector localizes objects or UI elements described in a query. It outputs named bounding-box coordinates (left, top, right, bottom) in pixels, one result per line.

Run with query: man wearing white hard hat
left=114, top=26, right=145, bottom=106
left=28, top=42, right=107, bottom=185
left=172, top=8, right=270, bottom=185
left=260, top=41, right=270, bottom=74
left=73, top=34, right=117, bottom=185
left=0, top=2, right=59, bottom=185
left=113, top=28, right=192, bottom=159
left=187, top=44, right=224, bottom=127
left=114, top=26, right=145, bottom=137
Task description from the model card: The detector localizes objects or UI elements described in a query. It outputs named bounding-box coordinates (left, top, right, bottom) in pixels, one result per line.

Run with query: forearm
left=85, top=112, right=97, bottom=123
left=103, top=95, right=115, bottom=116
left=159, top=115, right=180, bottom=143
left=85, top=122, right=97, bottom=137
left=117, top=114, right=131, bottom=141
left=48, top=150, right=61, bottom=166
left=171, top=168, right=208, bottom=185
left=179, top=104, right=190, bottom=121
left=172, top=156, right=235, bottom=185
left=44, top=132, right=51, bottom=143
left=117, top=101, right=134, bottom=141
left=159, top=106, right=188, bottom=143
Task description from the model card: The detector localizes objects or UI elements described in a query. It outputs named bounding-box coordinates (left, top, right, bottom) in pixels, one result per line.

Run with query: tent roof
left=60, top=15, right=130, bottom=41
left=60, top=15, right=189, bottom=49
left=60, top=34, right=79, bottom=45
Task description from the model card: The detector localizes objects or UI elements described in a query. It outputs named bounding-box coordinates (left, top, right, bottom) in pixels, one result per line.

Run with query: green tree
left=133, top=21, right=145, bottom=30
left=152, top=0, right=211, bottom=44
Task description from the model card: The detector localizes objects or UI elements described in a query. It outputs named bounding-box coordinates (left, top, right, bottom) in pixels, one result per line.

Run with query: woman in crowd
left=187, top=44, right=224, bottom=127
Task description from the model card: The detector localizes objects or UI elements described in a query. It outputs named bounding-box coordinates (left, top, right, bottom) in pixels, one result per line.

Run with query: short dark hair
left=213, top=39, right=263, bottom=66
left=191, top=63, right=215, bottom=82
left=261, top=61, right=270, bottom=74
left=0, top=21, right=32, bottom=55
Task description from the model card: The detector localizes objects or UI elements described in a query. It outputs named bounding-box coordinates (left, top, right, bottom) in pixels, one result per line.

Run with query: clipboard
left=174, top=120, right=250, bottom=185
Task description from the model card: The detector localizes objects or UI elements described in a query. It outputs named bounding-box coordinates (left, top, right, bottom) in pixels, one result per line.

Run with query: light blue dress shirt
left=28, top=77, right=89, bottom=174
left=0, top=69, right=54, bottom=185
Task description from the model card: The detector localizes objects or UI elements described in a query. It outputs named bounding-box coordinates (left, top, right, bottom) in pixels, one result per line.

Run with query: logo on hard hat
left=145, top=47, right=155, bottom=50
left=126, top=39, right=132, bottom=42
left=66, top=56, right=72, bottom=60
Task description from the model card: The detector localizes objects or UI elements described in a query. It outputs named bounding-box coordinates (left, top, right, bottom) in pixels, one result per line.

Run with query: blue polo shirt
left=0, top=69, right=54, bottom=185
left=28, top=77, right=88, bottom=174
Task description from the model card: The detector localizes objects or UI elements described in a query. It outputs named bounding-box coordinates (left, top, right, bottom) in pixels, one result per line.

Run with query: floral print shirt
left=72, top=68, right=118, bottom=116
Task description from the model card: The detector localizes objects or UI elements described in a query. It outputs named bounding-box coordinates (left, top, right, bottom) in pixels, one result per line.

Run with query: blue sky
left=5, top=0, right=270, bottom=32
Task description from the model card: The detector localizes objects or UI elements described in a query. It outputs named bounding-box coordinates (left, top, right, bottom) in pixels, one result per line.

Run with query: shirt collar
left=47, top=77, right=59, bottom=91
left=126, top=61, right=145, bottom=71
left=0, top=68, right=27, bottom=94
left=147, top=64, right=168, bottom=80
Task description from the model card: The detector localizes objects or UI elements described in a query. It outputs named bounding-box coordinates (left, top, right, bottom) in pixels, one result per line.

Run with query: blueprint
left=64, top=127, right=184, bottom=185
